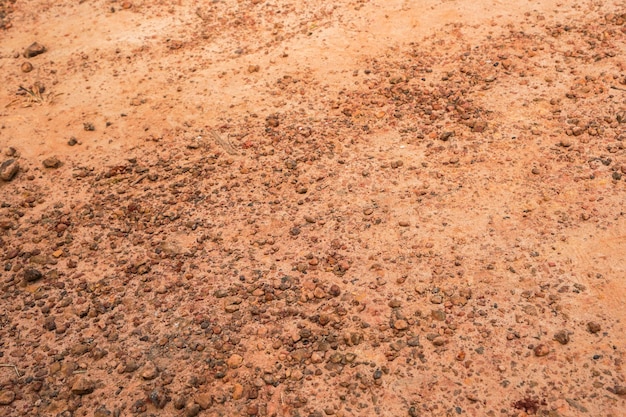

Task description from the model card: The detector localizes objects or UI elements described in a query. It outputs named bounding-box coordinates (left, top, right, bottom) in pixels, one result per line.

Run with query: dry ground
left=1, top=0, right=626, bottom=416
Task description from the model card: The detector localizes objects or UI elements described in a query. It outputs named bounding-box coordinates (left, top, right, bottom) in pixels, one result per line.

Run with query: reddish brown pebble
left=534, top=344, right=550, bottom=357
left=587, top=322, right=601, bottom=334
left=21, top=62, right=33, bottom=73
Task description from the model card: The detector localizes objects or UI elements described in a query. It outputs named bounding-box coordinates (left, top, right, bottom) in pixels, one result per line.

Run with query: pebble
left=472, top=121, right=488, bottom=133
left=246, top=404, right=259, bottom=415
left=0, top=159, right=19, bottom=181
left=0, top=390, right=15, bottom=405
left=432, top=336, right=447, bottom=346
left=430, top=295, right=443, bottom=304
left=24, top=268, right=43, bottom=282
left=93, top=406, right=112, bottom=417
left=232, top=383, right=244, bottom=400
left=553, top=330, right=569, bottom=345
left=431, top=309, right=446, bottom=321
left=227, top=353, right=244, bottom=368
left=393, top=319, right=409, bottom=330
left=21, top=62, right=33, bottom=73
left=148, top=387, right=170, bottom=409
left=24, top=42, right=46, bottom=58
left=71, top=376, right=95, bottom=395
left=185, top=402, right=201, bottom=417
left=407, top=336, right=420, bottom=347
left=43, top=316, right=57, bottom=331
left=534, top=344, right=550, bottom=357
left=195, top=393, right=212, bottom=409
left=42, top=156, right=61, bottom=168
left=141, top=361, right=158, bottom=380
left=328, top=284, right=341, bottom=297
left=587, top=322, right=601, bottom=334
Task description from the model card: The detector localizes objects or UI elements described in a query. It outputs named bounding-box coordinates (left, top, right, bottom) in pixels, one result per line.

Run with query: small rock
left=43, top=316, right=57, bottom=331
left=248, top=65, right=260, bottom=73
left=553, top=330, right=570, bottom=345
left=0, top=390, right=15, bottom=405
left=173, top=396, right=186, bottom=410
left=94, top=406, right=112, bottom=417
left=195, top=393, right=212, bottom=409
left=148, top=387, right=170, bottom=409
left=42, top=156, right=61, bottom=168
left=232, top=383, right=244, bottom=400
left=227, top=353, right=243, bottom=368
left=71, top=376, right=95, bottom=395
left=328, top=284, right=341, bottom=297
left=440, top=131, right=454, bottom=141
left=534, top=344, right=550, bottom=357
left=0, top=159, right=19, bottom=181
left=431, top=309, right=446, bottom=321
left=398, top=220, right=410, bottom=227
left=393, top=319, right=409, bottom=330
left=24, top=268, right=43, bottom=282
left=141, top=361, right=158, bottom=380
left=185, top=402, right=201, bottom=417
left=612, top=385, right=626, bottom=396
left=432, top=336, right=447, bottom=346
left=407, top=336, right=420, bottom=347
left=24, top=42, right=46, bottom=58
left=21, top=62, right=33, bottom=73
left=472, top=121, right=488, bottom=133
left=311, top=352, right=323, bottom=363
left=587, top=321, right=601, bottom=333
left=430, top=295, right=443, bottom=304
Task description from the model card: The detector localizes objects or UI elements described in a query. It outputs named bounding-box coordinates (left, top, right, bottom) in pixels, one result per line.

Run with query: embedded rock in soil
left=42, top=156, right=62, bottom=168
left=0, top=390, right=15, bottom=405
left=24, top=42, right=46, bottom=58
left=141, top=361, right=158, bottom=380
left=587, top=322, right=601, bottom=334
left=534, top=344, right=550, bottom=357
left=195, top=393, right=212, bottom=409
left=71, top=376, right=95, bottom=395
left=0, top=159, right=19, bottom=181
left=227, top=354, right=244, bottom=368
left=24, top=268, right=43, bottom=282
left=553, top=330, right=570, bottom=345
left=93, top=406, right=112, bottom=417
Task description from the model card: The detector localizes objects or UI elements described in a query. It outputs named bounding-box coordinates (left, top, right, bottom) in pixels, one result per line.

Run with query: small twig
left=610, top=85, right=626, bottom=92
left=131, top=173, right=148, bottom=186
left=210, top=131, right=239, bottom=156
left=0, top=364, right=21, bottom=377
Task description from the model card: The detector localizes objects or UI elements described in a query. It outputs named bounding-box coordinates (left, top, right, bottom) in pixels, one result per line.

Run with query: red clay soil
left=1, top=1, right=626, bottom=416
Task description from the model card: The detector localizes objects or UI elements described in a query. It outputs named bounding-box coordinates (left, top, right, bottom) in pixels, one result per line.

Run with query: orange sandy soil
left=1, top=1, right=626, bottom=416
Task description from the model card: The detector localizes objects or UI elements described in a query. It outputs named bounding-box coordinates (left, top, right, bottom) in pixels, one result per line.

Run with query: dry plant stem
left=0, top=364, right=21, bottom=377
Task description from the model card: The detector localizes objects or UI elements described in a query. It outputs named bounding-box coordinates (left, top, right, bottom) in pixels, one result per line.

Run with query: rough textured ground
left=1, top=0, right=626, bottom=416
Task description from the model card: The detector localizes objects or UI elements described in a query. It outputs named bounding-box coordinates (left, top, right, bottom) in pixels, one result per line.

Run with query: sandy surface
left=1, top=0, right=626, bottom=416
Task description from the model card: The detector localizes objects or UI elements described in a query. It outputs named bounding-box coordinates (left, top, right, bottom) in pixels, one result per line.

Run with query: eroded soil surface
left=1, top=1, right=626, bottom=416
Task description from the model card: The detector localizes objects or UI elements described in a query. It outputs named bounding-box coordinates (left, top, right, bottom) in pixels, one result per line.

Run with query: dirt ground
left=1, top=0, right=625, bottom=416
